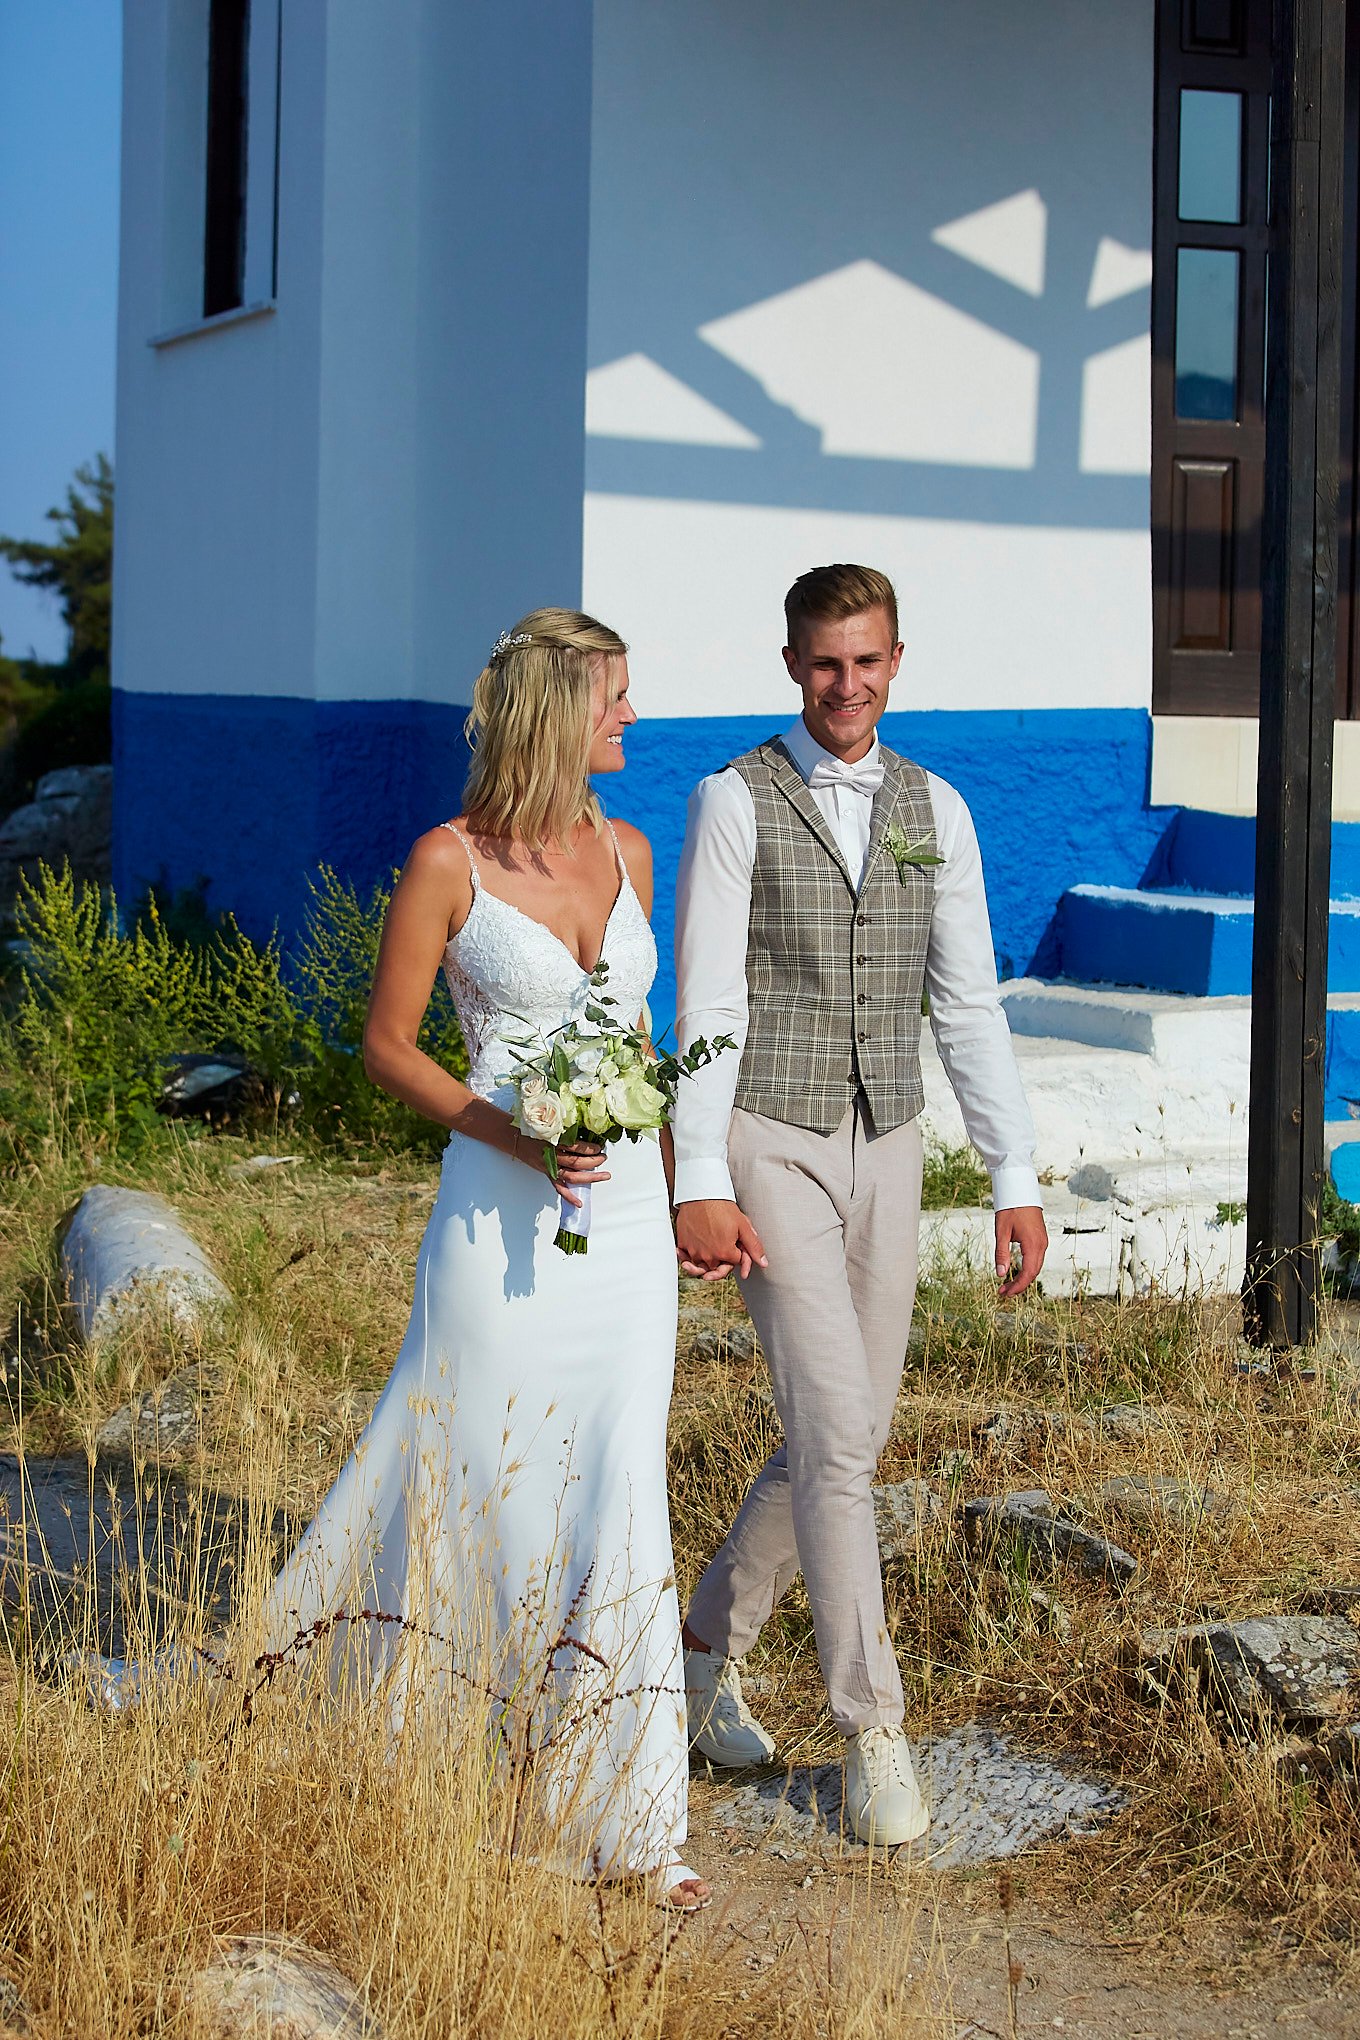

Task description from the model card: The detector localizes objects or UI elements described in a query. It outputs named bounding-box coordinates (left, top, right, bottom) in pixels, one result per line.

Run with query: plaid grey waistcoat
left=728, top=738, right=937, bottom=1134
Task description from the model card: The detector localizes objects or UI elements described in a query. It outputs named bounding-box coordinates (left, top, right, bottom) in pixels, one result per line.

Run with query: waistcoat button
left=856, top=954, right=868, bottom=964
left=857, top=1030, right=869, bottom=1042
left=856, top=992, right=867, bottom=1004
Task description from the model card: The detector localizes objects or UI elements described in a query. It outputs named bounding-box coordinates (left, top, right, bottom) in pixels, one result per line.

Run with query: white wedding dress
left=263, top=822, right=687, bottom=1879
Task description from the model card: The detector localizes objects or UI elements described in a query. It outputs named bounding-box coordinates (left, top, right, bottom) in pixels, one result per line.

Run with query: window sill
left=149, top=300, right=276, bottom=350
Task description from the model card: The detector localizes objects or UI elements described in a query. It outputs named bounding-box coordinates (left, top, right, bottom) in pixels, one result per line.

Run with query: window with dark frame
left=202, top=0, right=251, bottom=319
left=1152, top=0, right=1271, bottom=717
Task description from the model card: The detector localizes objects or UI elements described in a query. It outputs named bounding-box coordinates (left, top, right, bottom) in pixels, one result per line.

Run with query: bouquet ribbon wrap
left=555, top=1181, right=591, bottom=1255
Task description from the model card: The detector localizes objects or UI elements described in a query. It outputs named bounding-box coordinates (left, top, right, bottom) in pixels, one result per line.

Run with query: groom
left=671, top=563, right=1046, bottom=1846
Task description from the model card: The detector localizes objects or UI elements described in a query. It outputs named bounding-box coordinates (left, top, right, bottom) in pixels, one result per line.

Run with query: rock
left=95, top=1363, right=206, bottom=1459
left=690, top=1322, right=758, bottom=1364
left=1091, top=1402, right=1163, bottom=1442
left=1140, top=1615, right=1360, bottom=1727
left=0, top=1976, right=31, bottom=2034
left=966, top=1492, right=1138, bottom=1590
left=978, top=1408, right=1066, bottom=1457
left=61, top=1186, right=230, bottom=1343
left=188, top=1937, right=381, bottom=2038
left=1027, top=1587, right=1072, bottom=1639
left=1067, top=1163, right=1119, bottom=1202
left=1297, top=1584, right=1360, bottom=1616
left=226, top=1154, right=304, bottom=1179
left=713, top=1719, right=1125, bottom=1867
left=1316, top=1723, right=1360, bottom=1770
left=872, top=1480, right=944, bottom=1560
left=1097, top=1474, right=1231, bottom=1531
left=0, top=764, right=112, bottom=932
left=159, top=1054, right=278, bottom=1126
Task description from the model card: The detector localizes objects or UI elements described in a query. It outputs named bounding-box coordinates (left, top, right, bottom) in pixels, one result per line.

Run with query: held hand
left=674, top=1198, right=769, bottom=1282
left=995, top=1205, right=1048, bottom=1298
left=516, top=1134, right=612, bottom=1209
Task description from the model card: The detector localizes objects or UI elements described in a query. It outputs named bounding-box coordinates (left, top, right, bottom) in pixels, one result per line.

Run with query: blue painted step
left=1057, top=885, right=1360, bottom=996
left=1153, top=809, right=1360, bottom=899
left=1327, top=999, right=1360, bottom=1119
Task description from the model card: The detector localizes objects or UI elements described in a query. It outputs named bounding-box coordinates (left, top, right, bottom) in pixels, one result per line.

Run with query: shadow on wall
left=585, top=0, right=1153, bottom=530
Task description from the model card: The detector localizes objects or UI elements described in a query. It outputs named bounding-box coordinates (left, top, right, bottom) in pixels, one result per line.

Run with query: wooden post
left=1244, top=0, right=1345, bottom=1348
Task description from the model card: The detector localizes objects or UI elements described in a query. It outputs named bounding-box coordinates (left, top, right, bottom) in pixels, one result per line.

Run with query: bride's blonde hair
left=462, top=608, right=628, bottom=849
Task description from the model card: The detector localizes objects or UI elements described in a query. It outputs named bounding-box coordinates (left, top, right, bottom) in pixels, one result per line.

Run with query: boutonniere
left=883, top=822, right=944, bottom=884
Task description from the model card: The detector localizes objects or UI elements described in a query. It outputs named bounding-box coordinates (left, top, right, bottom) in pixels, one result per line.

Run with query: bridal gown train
left=263, top=821, right=686, bottom=1878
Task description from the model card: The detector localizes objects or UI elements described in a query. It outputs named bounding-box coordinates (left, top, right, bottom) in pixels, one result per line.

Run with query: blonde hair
left=462, top=607, right=628, bottom=849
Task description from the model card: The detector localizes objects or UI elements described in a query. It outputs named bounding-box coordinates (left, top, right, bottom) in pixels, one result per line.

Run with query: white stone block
left=62, top=1186, right=230, bottom=1343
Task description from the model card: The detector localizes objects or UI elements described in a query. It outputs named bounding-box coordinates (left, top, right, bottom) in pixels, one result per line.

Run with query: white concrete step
left=1000, top=979, right=1250, bottom=1062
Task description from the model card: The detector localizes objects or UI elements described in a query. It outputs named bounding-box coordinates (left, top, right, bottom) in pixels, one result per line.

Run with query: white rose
left=519, top=1090, right=565, bottom=1143
left=520, top=1073, right=548, bottom=1099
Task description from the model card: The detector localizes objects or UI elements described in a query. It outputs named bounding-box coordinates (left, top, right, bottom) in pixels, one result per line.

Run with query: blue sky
left=0, top=3, right=121, bottom=663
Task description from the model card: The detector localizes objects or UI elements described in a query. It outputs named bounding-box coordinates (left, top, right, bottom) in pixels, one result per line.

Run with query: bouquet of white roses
left=508, top=965, right=733, bottom=1255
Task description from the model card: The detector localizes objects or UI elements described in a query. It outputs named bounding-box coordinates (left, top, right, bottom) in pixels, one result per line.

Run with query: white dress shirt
left=672, top=717, right=1041, bottom=1212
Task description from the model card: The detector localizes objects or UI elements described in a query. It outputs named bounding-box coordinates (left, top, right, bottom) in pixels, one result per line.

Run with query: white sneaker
left=843, top=1725, right=930, bottom=1846
left=684, top=1648, right=777, bottom=1767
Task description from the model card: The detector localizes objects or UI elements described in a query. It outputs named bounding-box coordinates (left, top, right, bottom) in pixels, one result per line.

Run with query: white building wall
left=582, top=0, right=1156, bottom=720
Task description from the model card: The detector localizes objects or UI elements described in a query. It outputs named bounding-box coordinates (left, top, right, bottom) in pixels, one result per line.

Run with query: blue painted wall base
left=115, top=692, right=1166, bottom=1025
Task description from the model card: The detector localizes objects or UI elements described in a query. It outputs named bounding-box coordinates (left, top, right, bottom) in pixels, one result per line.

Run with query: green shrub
left=7, top=863, right=294, bottom=1152
left=921, top=1138, right=990, bottom=1209
left=283, top=865, right=468, bottom=1154
left=10, top=677, right=111, bottom=793
left=0, top=860, right=467, bottom=1162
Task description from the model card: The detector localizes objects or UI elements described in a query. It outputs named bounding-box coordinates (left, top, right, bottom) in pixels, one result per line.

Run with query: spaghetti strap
left=437, top=819, right=480, bottom=892
left=602, top=816, right=627, bottom=881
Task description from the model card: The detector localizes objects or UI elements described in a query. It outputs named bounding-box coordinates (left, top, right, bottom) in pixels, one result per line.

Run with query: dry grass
left=1, top=1128, right=1360, bottom=2029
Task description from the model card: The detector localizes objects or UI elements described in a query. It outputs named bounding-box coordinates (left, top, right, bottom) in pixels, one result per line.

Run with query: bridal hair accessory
left=489, top=629, right=534, bottom=661
left=506, top=964, right=734, bottom=1255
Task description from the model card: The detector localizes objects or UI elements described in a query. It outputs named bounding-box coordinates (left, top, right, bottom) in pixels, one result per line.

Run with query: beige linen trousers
left=685, top=1100, right=922, bottom=1734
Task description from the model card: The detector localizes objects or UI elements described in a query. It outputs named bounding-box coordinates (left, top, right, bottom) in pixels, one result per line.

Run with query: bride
left=262, top=609, right=708, bottom=1911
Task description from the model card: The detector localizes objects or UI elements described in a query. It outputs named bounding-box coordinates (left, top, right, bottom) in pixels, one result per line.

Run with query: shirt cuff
left=672, top=1157, right=737, bottom=1206
left=990, top=1163, right=1043, bottom=1213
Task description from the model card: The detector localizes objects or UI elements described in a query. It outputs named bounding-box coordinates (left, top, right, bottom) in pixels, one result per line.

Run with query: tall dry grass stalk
left=3, top=1134, right=1360, bottom=2023
left=0, top=1409, right=947, bottom=2038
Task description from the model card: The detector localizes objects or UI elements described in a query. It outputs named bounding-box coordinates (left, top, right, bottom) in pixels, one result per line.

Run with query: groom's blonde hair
left=784, top=563, right=899, bottom=650
left=463, top=607, right=627, bottom=850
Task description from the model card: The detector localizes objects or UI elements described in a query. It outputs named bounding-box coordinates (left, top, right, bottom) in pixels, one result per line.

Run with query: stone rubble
left=1139, top=1614, right=1360, bottom=1727
left=226, top=1153, right=305, bottom=1179
left=689, top=1321, right=759, bottom=1364
left=871, top=1480, right=945, bottom=1560
left=965, top=1489, right=1139, bottom=1590
left=188, top=1937, right=381, bottom=2039
left=94, top=1363, right=208, bottom=1459
left=0, top=764, right=112, bottom=934
left=715, top=1719, right=1126, bottom=1868
left=1097, top=1473, right=1232, bottom=1532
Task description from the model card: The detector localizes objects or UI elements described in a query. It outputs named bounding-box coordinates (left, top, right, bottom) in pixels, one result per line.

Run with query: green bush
left=6, top=864, right=294, bottom=1152
left=10, top=678, right=111, bottom=794
left=284, top=865, right=468, bottom=1154
left=0, top=861, right=467, bottom=1162
left=921, top=1138, right=991, bottom=1209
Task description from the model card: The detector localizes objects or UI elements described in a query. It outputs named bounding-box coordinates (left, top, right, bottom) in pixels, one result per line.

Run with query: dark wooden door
left=1153, top=0, right=1360, bottom=718
left=1152, top=0, right=1272, bottom=717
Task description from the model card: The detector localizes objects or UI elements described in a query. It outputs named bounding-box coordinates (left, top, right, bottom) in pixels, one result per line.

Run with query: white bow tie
left=807, top=754, right=885, bottom=799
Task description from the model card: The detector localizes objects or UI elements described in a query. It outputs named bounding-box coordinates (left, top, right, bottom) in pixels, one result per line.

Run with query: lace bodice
left=439, top=823, right=658, bottom=1103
